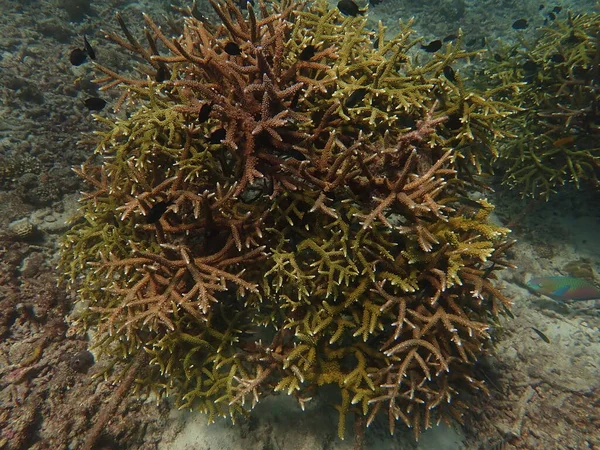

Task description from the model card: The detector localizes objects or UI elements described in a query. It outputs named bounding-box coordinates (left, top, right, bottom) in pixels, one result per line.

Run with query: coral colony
left=60, top=0, right=519, bottom=443
left=488, top=10, right=600, bottom=199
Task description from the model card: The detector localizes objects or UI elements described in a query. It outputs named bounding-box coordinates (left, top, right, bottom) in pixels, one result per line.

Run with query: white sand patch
left=158, top=393, right=465, bottom=450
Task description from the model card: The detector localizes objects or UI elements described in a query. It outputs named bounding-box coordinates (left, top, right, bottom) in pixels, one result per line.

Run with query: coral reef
left=60, top=0, right=516, bottom=443
left=486, top=10, right=600, bottom=199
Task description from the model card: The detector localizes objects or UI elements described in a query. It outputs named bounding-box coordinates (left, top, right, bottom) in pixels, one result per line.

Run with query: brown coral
left=60, top=0, right=515, bottom=445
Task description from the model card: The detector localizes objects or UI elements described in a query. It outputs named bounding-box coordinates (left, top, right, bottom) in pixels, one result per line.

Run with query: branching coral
left=60, top=0, right=516, bottom=443
left=486, top=10, right=600, bottom=198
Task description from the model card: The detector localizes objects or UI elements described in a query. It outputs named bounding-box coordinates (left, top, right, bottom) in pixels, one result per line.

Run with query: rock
left=8, top=217, right=35, bottom=240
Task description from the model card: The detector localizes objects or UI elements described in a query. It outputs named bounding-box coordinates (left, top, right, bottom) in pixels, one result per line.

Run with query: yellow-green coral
left=59, top=0, right=516, bottom=443
left=486, top=10, right=600, bottom=198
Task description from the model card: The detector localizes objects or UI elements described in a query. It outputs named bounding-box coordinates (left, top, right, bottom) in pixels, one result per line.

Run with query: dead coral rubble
left=60, top=0, right=517, bottom=444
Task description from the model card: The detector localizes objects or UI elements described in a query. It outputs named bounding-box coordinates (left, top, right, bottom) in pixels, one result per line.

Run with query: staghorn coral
left=485, top=10, right=600, bottom=199
left=60, top=0, right=516, bottom=443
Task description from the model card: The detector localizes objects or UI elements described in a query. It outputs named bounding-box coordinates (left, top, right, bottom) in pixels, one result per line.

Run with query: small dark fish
left=421, top=39, right=442, bottom=53
left=224, top=41, right=241, bottom=55
left=548, top=12, right=556, bottom=20
left=84, top=97, right=107, bottom=111
left=443, top=34, right=458, bottom=42
left=552, top=6, right=562, bottom=14
left=337, top=0, right=362, bottom=16
left=187, top=2, right=213, bottom=20
left=482, top=261, right=496, bottom=279
left=494, top=53, right=504, bottom=62
left=522, top=60, right=538, bottom=72
left=455, top=196, right=485, bottom=209
left=146, top=201, right=170, bottom=224
left=156, top=65, right=170, bottom=82
left=70, top=48, right=88, bottom=66
left=531, top=327, right=550, bottom=343
left=344, top=88, right=368, bottom=108
left=512, top=19, right=529, bottom=30
left=198, top=103, right=212, bottom=122
left=445, top=113, right=462, bottom=130
left=522, top=60, right=538, bottom=83
left=443, top=65, right=456, bottom=82
left=83, top=35, right=96, bottom=60
left=550, top=53, right=565, bottom=63
left=209, top=127, right=227, bottom=144
left=234, top=0, right=254, bottom=9
left=522, top=60, right=538, bottom=84
left=290, top=88, right=302, bottom=109
left=467, top=37, right=487, bottom=47
left=502, top=303, right=515, bottom=319
left=539, top=4, right=545, bottom=10
left=287, top=148, right=307, bottom=161
left=298, top=45, right=316, bottom=61
left=69, top=350, right=94, bottom=373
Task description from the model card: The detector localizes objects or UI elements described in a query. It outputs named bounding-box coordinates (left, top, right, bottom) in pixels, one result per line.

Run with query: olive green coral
left=60, top=0, right=515, bottom=443
left=486, top=10, right=600, bottom=198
